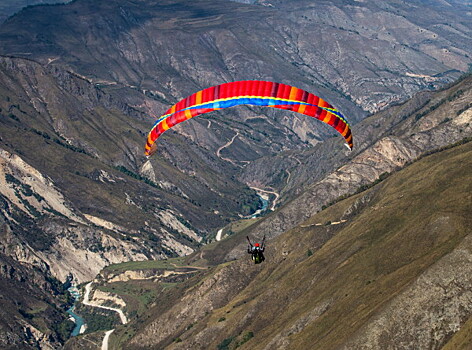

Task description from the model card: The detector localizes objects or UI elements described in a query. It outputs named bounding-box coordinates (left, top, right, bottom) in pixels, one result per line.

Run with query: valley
left=65, top=139, right=472, bottom=349
left=0, top=0, right=470, bottom=348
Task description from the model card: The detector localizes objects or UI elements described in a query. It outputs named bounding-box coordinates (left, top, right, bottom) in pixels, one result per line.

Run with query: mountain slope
left=0, top=0, right=72, bottom=24
left=0, top=54, right=269, bottom=348
left=0, top=0, right=470, bottom=347
left=230, top=74, right=472, bottom=250
left=0, top=250, right=73, bottom=349
left=0, top=0, right=470, bottom=217
left=0, top=54, right=268, bottom=279
left=117, top=139, right=471, bottom=350
left=0, top=0, right=470, bottom=188
left=1, top=0, right=470, bottom=113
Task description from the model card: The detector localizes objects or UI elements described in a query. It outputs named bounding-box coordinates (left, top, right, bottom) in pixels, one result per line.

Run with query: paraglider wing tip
left=344, top=143, right=353, bottom=151
left=145, top=143, right=158, bottom=157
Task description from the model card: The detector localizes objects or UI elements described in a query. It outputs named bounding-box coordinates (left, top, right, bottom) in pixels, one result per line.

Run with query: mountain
left=232, top=74, right=472, bottom=246
left=1, top=0, right=470, bottom=112
left=87, top=136, right=472, bottom=350
left=0, top=55, right=262, bottom=348
left=0, top=54, right=266, bottom=280
left=0, top=0, right=470, bottom=219
left=0, top=0, right=471, bottom=347
left=61, top=73, right=472, bottom=350
left=0, top=0, right=470, bottom=209
left=0, top=0, right=72, bottom=24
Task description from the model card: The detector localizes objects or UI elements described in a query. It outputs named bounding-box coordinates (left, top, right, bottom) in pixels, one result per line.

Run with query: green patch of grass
left=216, top=331, right=254, bottom=350
left=98, top=281, right=159, bottom=313
left=160, top=282, right=179, bottom=290
left=104, top=257, right=186, bottom=273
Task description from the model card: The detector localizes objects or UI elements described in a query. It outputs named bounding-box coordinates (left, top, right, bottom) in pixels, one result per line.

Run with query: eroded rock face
left=0, top=147, right=162, bottom=283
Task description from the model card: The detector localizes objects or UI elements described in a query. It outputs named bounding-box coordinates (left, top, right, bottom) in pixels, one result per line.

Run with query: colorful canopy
left=145, top=80, right=353, bottom=156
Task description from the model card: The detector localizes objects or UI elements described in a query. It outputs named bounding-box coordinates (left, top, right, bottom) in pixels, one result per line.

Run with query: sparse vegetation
left=116, top=141, right=472, bottom=349
left=0, top=2, right=470, bottom=348
left=79, top=308, right=119, bottom=333
left=114, top=165, right=160, bottom=188
left=321, top=137, right=472, bottom=212
left=217, top=336, right=235, bottom=350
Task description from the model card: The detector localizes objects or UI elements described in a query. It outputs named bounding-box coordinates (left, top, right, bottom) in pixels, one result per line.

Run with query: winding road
left=82, top=282, right=128, bottom=350
left=216, top=132, right=241, bottom=166
left=102, top=330, right=115, bottom=350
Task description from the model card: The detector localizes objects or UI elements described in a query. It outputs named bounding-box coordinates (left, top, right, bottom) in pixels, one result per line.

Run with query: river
left=67, top=285, right=86, bottom=336
left=250, top=192, right=269, bottom=218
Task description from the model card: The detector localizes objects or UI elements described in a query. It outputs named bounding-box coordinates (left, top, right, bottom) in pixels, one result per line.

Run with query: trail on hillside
left=285, top=155, right=302, bottom=185
left=216, top=132, right=241, bottom=166
left=82, top=282, right=128, bottom=350
left=83, top=282, right=128, bottom=324
left=101, top=330, right=114, bottom=350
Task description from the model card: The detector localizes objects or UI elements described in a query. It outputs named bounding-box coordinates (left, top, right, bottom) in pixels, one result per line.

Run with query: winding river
left=67, top=285, right=85, bottom=336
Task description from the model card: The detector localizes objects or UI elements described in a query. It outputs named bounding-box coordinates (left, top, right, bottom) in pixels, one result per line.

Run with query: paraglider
left=247, top=235, right=265, bottom=264
left=144, top=80, right=353, bottom=156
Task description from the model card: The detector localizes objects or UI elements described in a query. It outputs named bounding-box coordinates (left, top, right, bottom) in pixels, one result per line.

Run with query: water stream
left=250, top=192, right=269, bottom=218
left=67, top=285, right=85, bottom=336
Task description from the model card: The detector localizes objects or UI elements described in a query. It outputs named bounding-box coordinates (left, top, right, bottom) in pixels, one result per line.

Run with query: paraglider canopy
left=145, top=80, right=353, bottom=156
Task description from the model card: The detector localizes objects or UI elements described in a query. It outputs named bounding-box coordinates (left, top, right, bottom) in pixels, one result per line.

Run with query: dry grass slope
left=125, top=140, right=471, bottom=350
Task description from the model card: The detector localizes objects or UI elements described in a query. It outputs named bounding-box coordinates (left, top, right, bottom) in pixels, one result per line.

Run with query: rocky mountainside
left=0, top=252, right=73, bottom=349
left=0, top=0, right=471, bottom=347
left=231, top=74, right=472, bottom=248
left=106, top=138, right=472, bottom=350
left=0, top=0, right=470, bottom=209
left=0, top=55, right=262, bottom=348
left=60, top=73, right=472, bottom=350
left=1, top=0, right=470, bottom=112
left=0, top=53, right=268, bottom=275
left=0, top=0, right=470, bottom=216
left=0, top=0, right=470, bottom=163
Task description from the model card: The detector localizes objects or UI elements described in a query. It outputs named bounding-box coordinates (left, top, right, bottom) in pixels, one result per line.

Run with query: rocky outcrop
left=0, top=148, right=84, bottom=223
left=86, top=287, right=127, bottom=309
left=0, top=147, right=162, bottom=282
